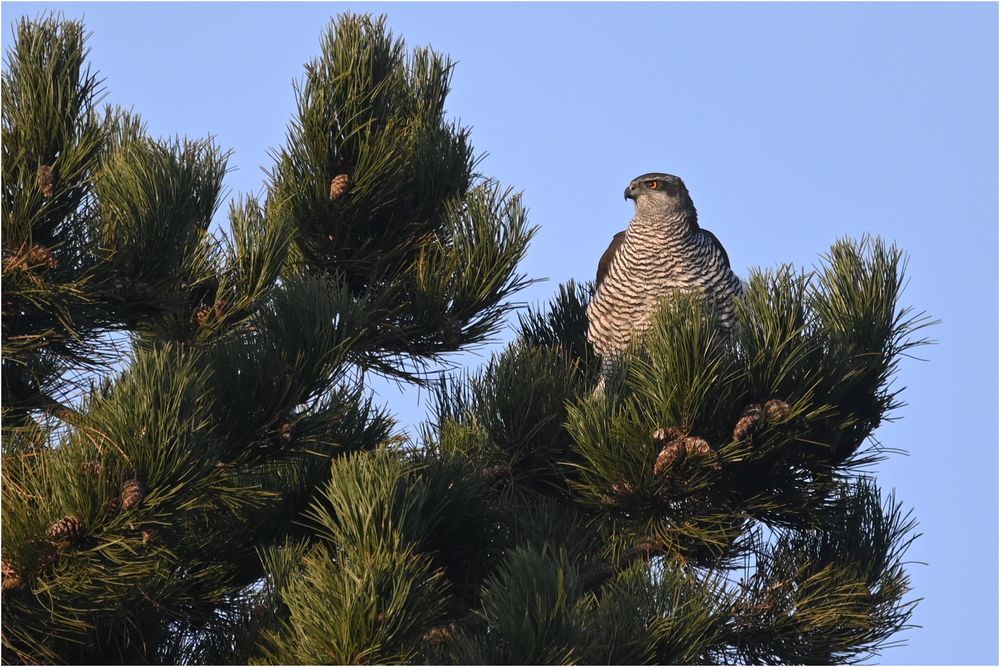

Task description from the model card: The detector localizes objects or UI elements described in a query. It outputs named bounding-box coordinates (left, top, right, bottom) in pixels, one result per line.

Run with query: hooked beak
left=624, top=184, right=636, bottom=201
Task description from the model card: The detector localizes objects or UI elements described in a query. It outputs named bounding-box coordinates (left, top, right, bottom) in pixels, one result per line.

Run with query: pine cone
left=46, top=514, right=84, bottom=543
left=2, top=558, right=23, bottom=592
left=440, top=315, right=462, bottom=349
left=683, top=436, right=712, bottom=458
left=194, top=304, right=212, bottom=328
left=655, top=436, right=719, bottom=474
left=81, top=461, right=102, bottom=477
left=610, top=481, right=636, bottom=496
left=424, top=622, right=459, bottom=645
left=36, top=164, right=56, bottom=198
left=121, top=476, right=145, bottom=511
left=764, top=399, right=791, bottom=421
left=652, top=426, right=685, bottom=447
left=733, top=400, right=792, bottom=441
left=278, top=419, right=295, bottom=443
left=481, top=464, right=512, bottom=480
left=27, top=244, right=58, bottom=270
left=654, top=440, right=686, bottom=475
left=329, top=173, right=351, bottom=201
left=733, top=404, right=763, bottom=441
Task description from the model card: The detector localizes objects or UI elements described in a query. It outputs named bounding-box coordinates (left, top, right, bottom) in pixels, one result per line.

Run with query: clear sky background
left=2, top=2, right=997, bottom=664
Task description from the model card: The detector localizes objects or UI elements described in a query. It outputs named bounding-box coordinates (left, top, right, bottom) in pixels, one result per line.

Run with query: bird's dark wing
left=596, top=230, right=627, bottom=287
left=698, top=228, right=731, bottom=269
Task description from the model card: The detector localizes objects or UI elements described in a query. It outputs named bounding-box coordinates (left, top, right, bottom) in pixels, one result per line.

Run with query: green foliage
left=257, top=451, right=502, bottom=664
left=2, top=12, right=929, bottom=667
left=2, top=12, right=533, bottom=665
left=413, top=236, right=928, bottom=664
left=517, top=279, right=598, bottom=373
left=727, top=480, right=919, bottom=664
left=450, top=547, right=582, bottom=665
left=268, top=13, right=536, bottom=382
left=431, top=343, right=582, bottom=493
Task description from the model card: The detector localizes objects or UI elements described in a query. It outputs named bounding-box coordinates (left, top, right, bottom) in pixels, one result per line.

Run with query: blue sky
left=3, top=3, right=997, bottom=664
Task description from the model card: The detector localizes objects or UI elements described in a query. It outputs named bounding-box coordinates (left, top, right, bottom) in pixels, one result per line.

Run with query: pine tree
left=2, top=14, right=931, bottom=665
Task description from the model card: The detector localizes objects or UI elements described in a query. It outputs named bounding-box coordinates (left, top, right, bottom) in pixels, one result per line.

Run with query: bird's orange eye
left=646, top=180, right=659, bottom=189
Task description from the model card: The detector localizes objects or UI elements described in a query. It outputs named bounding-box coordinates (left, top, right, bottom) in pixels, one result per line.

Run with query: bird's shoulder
left=596, top=230, right=628, bottom=287
left=697, top=227, right=732, bottom=269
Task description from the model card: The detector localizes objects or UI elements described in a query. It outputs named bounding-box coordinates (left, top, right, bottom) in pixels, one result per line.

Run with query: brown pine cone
left=81, top=461, right=102, bottom=477
left=36, top=164, right=56, bottom=198
left=683, top=436, right=712, bottom=458
left=610, top=481, right=636, bottom=496
left=121, top=476, right=145, bottom=511
left=481, top=464, right=512, bottom=480
left=732, top=404, right=763, bottom=441
left=46, top=514, right=84, bottom=543
left=27, top=244, right=58, bottom=270
left=652, top=426, right=685, bottom=447
left=655, top=436, right=719, bottom=474
left=1, top=558, right=23, bottom=592
left=329, top=173, right=351, bottom=201
left=194, top=305, right=212, bottom=328
left=764, top=399, right=791, bottom=421
left=654, top=439, right=686, bottom=475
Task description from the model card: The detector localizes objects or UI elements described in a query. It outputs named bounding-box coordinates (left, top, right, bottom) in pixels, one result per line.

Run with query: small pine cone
left=610, top=481, right=636, bottom=496
left=424, top=622, right=458, bottom=645
left=2, top=558, right=23, bottom=592
left=194, top=305, right=212, bottom=328
left=733, top=404, right=763, bottom=441
left=684, top=436, right=722, bottom=470
left=654, top=439, right=686, bottom=475
left=683, top=436, right=712, bottom=458
left=213, top=298, right=229, bottom=316
left=481, top=464, right=512, bottom=480
left=652, top=426, right=685, bottom=447
left=121, top=477, right=145, bottom=511
left=46, top=514, right=84, bottom=543
left=26, top=244, right=58, bottom=270
left=81, top=461, right=102, bottom=477
left=278, top=420, right=295, bottom=443
left=764, top=399, right=791, bottom=421
left=440, top=315, right=462, bottom=349
left=329, top=173, right=351, bottom=201
left=36, top=164, right=56, bottom=198
left=35, top=548, right=60, bottom=571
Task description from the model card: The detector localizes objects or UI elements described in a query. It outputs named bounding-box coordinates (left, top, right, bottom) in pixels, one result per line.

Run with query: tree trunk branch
left=37, top=392, right=82, bottom=425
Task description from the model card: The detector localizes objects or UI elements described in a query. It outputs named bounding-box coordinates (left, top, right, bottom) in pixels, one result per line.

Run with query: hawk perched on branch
left=586, top=173, right=742, bottom=360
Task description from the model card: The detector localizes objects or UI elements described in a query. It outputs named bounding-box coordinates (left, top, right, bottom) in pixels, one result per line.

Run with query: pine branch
left=422, top=536, right=663, bottom=646
left=35, top=390, right=82, bottom=425
left=579, top=538, right=660, bottom=591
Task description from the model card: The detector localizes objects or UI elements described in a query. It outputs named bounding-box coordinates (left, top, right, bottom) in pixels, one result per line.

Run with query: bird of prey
left=586, top=173, right=742, bottom=360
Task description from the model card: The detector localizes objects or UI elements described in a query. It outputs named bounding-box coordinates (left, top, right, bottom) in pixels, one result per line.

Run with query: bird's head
left=624, top=173, right=693, bottom=217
